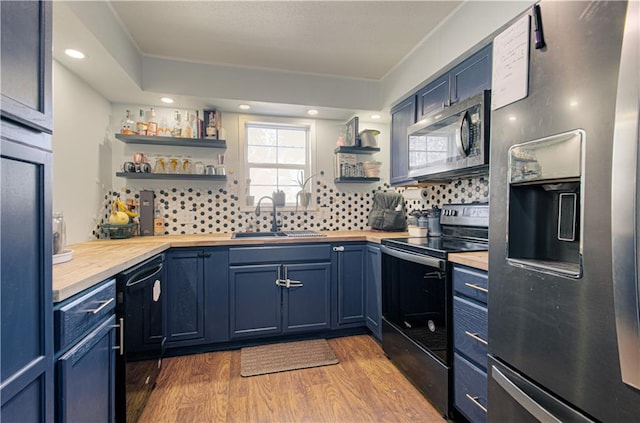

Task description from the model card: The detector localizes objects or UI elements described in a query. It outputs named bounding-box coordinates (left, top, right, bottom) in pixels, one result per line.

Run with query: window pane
left=249, top=168, right=278, bottom=186
left=248, top=127, right=276, bottom=146
left=278, top=129, right=306, bottom=148
left=278, top=146, right=306, bottom=164
left=246, top=122, right=310, bottom=206
left=248, top=146, right=277, bottom=163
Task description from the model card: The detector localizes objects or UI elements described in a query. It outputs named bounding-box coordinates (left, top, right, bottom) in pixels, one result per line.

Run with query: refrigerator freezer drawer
left=487, top=356, right=594, bottom=423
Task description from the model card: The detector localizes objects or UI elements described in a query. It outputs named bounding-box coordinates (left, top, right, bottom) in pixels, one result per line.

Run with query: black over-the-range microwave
left=407, top=90, right=491, bottom=181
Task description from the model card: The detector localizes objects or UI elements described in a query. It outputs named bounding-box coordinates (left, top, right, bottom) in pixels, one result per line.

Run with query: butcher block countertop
left=449, top=251, right=489, bottom=272
left=53, top=230, right=406, bottom=302
left=54, top=231, right=490, bottom=302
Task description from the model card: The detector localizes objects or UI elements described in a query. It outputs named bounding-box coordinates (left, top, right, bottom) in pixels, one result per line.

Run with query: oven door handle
left=381, top=245, right=445, bottom=270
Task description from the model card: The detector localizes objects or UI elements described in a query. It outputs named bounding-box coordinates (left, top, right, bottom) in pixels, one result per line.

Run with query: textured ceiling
left=110, top=1, right=461, bottom=80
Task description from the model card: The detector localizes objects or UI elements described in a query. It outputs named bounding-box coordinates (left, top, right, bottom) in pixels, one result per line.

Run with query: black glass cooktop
left=382, top=236, right=488, bottom=259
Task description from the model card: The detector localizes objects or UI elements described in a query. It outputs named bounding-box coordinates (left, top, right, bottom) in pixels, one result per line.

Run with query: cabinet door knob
left=333, top=246, right=345, bottom=252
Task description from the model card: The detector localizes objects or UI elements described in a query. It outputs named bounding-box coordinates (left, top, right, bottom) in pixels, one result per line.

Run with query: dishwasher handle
left=125, top=262, right=163, bottom=288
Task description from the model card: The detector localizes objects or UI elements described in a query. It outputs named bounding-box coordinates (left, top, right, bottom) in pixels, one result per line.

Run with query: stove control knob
left=451, top=210, right=457, bottom=216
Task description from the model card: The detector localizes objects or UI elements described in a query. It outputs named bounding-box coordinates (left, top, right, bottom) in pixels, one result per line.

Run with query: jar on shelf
left=52, top=212, right=67, bottom=255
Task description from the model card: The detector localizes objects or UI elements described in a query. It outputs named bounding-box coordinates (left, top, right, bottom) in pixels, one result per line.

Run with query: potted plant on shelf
left=294, top=171, right=315, bottom=210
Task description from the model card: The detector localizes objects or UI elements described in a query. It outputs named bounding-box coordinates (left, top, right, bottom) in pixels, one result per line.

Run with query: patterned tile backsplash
left=96, top=175, right=489, bottom=238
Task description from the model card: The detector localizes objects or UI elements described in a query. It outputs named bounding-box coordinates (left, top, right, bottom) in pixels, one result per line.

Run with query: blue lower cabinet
left=57, top=317, right=116, bottom=423
left=229, top=264, right=282, bottom=339
left=229, top=261, right=331, bottom=339
left=454, top=353, right=487, bottom=423
left=54, top=278, right=117, bottom=423
left=365, top=244, right=382, bottom=340
left=165, top=248, right=229, bottom=348
left=333, top=244, right=366, bottom=327
left=452, top=264, right=489, bottom=423
left=282, top=262, right=332, bottom=333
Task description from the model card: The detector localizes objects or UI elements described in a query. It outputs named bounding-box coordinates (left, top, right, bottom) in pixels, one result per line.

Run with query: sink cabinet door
left=282, top=262, right=332, bottom=334
left=229, top=264, right=282, bottom=339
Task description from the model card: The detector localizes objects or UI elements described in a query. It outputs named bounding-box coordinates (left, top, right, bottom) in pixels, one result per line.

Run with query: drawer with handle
left=454, top=352, right=488, bottom=423
left=454, top=295, right=488, bottom=369
left=453, top=265, right=488, bottom=304
left=54, top=278, right=116, bottom=351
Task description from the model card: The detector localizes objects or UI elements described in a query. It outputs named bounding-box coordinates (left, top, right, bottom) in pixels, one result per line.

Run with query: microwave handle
left=455, top=111, right=471, bottom=158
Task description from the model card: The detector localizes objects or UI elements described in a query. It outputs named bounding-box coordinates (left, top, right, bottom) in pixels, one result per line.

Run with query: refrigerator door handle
left=611, top=0, right=640, bottom=391
left=491, top=365, right=562, bottom=423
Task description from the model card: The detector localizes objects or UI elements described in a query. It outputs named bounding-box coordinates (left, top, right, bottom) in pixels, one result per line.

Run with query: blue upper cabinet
left=450, top=44, right=492, bottom=105
left=417, top=73, right=450, bottom=118
left=0, top=0, right=52, bottom=134
left=417, top=43, right=493, bottom=120
left=390, top=96, right=417, bottom=186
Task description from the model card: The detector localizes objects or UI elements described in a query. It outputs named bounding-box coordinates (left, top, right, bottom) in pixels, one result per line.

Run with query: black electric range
left=380, top=202, right=488, bottom=418
left=382, top=202, right=489, bottom=259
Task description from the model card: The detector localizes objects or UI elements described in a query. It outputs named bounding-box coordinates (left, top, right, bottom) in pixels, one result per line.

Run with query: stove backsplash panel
left=95, top=176, right=489, bottom=237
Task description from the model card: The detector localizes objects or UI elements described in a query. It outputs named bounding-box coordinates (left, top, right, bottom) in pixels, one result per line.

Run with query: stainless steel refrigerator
left=488, top=1, right=639, bottom=422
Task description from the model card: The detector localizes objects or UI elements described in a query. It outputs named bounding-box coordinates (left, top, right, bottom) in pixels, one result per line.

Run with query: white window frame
left=239, top=115, right=316, bottom=211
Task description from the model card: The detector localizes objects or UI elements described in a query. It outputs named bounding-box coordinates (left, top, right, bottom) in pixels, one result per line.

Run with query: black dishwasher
left=115, top=253, right=166, bottom=423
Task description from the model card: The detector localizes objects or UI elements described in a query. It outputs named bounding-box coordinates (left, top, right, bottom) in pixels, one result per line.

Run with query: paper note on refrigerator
left=491, top=14, right=531, bottom=110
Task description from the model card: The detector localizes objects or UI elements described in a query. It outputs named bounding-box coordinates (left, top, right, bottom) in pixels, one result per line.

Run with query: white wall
left=52, top=60, right=113, bottom=244
left=381, top=1, right=534, bottom=107
left=109, top=104, right=390, bottom=201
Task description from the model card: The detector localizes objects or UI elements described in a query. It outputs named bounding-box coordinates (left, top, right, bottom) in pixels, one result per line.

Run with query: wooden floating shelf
left=115, top=133, right=226, bottom=149
left=115, top=172, right=227, bottom=181
left=334, top=146, right=380, bottom=154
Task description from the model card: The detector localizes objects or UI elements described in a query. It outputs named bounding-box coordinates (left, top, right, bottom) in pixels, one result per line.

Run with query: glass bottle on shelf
left=206, top=111, right=217, bottom=139
left=193, top=111, right=201, bottom=139
left=171, top=110, right=182, bottom=138
left=136, top=109, right=147, bottom=135
left=158, top=116, right=169, bottom=136
left=181, top=111, right=193, bottom=138
left=147, top=108, right=158, bottom=136
left=120, top=109, right=135, bottom=134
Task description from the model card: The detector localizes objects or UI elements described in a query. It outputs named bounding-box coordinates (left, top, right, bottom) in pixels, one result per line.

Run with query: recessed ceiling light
left=64, top=49, right=85, bottom=59
left=307, top=109, right=319, bottom=116
left=508, top=115, right=517, bottom=121
left=160, top=97, right=174, bottom=104
left=239, top=104, right=251, bottom=110
left=370, top=114, right=381, bottom=120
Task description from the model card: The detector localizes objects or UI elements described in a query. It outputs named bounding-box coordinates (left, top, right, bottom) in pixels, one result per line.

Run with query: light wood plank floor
left=138, top=335, right=447, bottom=423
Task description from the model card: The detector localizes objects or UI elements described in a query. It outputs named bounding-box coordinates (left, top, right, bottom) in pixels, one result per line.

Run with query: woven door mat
left=240, top=339, right=339, bottom=377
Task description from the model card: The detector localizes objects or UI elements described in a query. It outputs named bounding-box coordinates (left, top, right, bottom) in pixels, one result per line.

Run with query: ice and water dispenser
left=507, top=130, right=584, bottom=277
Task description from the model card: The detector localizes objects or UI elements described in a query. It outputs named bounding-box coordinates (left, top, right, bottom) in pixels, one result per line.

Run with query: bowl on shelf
left=365, top=168, right=381, bottom=178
